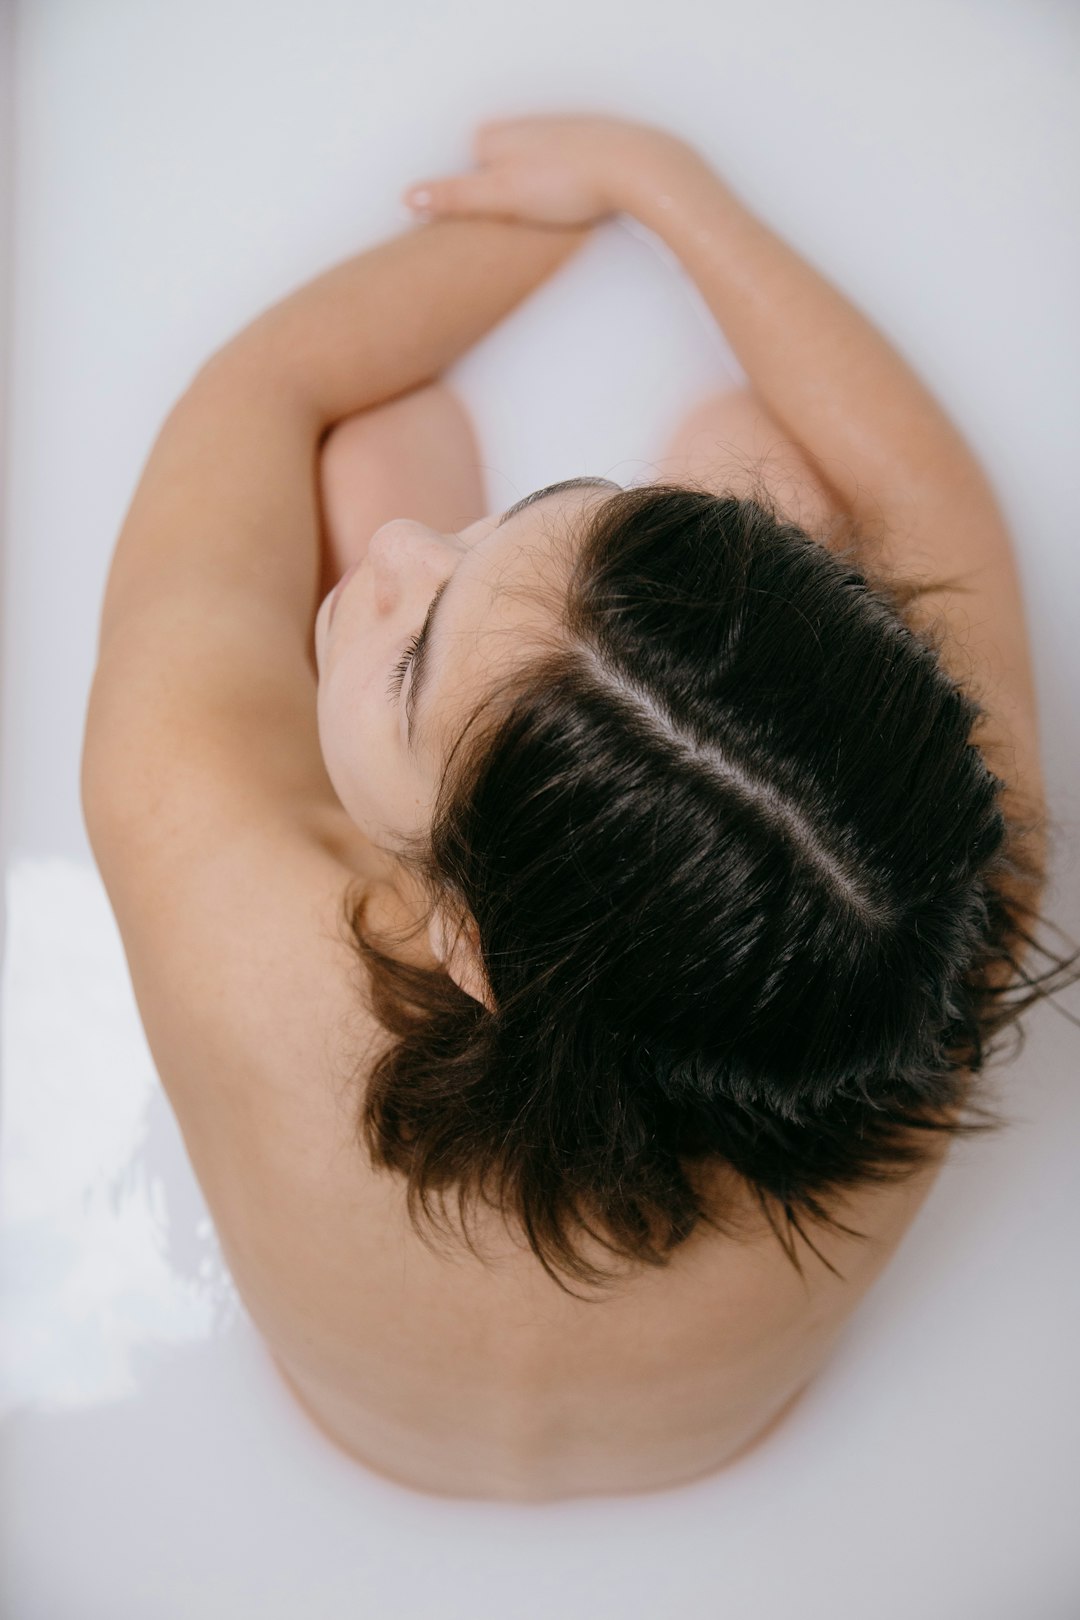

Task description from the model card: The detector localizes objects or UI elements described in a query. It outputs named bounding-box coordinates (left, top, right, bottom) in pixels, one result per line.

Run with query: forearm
left=208, top=217, right=591, bottom=434
left=623, top=154, right=986, bottom=529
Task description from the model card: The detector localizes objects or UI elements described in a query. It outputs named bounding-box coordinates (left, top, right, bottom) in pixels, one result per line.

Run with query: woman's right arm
left=410, top=117, right=1007, bottom=552
left=615, top=141, right=1047, bottom=912
left=614, top=145, right=993, bottom=542
left=408, top=114, right=1046, bottom=893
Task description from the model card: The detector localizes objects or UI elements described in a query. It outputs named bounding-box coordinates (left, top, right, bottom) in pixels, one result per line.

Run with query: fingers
left=402, top=171, right=506, bottom=221
left=402, top=182, right=437, bottom=219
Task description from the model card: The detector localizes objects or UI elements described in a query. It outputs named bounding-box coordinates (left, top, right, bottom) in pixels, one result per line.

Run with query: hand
left=401, top=113, right=697, bottom=229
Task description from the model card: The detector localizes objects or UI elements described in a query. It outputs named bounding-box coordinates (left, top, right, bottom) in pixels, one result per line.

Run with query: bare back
left=135, top=386, right=1014, bottom=1503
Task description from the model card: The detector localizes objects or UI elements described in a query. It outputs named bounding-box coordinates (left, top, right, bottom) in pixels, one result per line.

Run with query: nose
left=366, top=520, right=458, bottom=612
left=367, top=517, right=421, bottom=561
left=367, top=518, right=453, bottom=568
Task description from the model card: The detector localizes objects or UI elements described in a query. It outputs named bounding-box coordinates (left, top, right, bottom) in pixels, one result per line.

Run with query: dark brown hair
left=338, top=480, right=1079, bottom=1299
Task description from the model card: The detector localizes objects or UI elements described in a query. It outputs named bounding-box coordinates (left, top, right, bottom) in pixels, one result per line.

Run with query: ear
left=427, top=906, right=496, bottom=1013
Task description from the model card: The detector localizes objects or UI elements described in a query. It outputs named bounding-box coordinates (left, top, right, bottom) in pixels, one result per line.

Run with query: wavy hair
left=339, top=480, right=1078, bottom=1298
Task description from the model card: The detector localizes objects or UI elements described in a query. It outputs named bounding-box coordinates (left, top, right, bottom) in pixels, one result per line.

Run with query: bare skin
left=313, top=378, right=858, bottom=963
left=84, top=116, right=1045, bottom=1501
left=162, top=379, right=952, bottom=1502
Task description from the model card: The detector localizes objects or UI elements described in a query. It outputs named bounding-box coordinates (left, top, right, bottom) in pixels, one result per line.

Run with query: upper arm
left=79, top=596, right=378, bottom=1109
left=83, top=746, right=373, bottom=1138
left=81, top=587, right=339, bottom=833
left=80, top=343, right=346, bottom=843
left=864, top=454, right=1046, bottom=828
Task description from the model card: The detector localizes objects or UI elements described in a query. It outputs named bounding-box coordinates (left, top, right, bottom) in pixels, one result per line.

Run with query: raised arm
left=412, top=117, right=1022, bottom=586
left=83, top=209, right=595, bottom=841
left=616, top=142, right=1042, bottom=803
left=92, top=210, right=591, bottom=665
left=614, top=147, right=997, bottom=543
left=215, top=214, right=591, bottom=436
left=411, top=113, right=1047, bottom=899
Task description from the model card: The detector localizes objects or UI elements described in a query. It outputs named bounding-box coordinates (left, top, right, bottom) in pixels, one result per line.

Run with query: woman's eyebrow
left=495, top=476, right=620, bottom=529
left=407, top=476, right=620, bottom=750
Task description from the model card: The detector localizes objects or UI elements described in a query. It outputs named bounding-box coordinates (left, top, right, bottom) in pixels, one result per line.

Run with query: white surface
left=2, top=1, right=1079, bottom=1616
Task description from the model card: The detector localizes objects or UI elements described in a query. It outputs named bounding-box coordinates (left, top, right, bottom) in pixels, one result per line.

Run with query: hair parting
left=340, top=479, right=1080, bottom=1298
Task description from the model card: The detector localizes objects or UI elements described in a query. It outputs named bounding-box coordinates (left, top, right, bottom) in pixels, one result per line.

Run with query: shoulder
left=86, top=784, right=392, bottom=1123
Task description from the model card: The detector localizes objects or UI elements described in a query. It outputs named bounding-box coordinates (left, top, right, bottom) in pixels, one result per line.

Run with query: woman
left=81, top=115, right=1076, bottom=1502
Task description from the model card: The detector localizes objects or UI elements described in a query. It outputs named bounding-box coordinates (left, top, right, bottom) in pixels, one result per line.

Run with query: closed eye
left=387, top=629, right=423, bottom=699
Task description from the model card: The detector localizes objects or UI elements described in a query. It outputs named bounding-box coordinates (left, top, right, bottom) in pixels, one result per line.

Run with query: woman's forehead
left=414, top=485, right=606, bottom=756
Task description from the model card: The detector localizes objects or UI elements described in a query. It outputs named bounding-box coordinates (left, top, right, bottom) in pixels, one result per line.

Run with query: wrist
left=609, top=143, right=737, bottom=234
left=206, top=216, right=594, bottom=432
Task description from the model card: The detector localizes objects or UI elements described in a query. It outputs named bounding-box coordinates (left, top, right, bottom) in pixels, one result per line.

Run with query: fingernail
left=406, top=187, right=433, bottom=209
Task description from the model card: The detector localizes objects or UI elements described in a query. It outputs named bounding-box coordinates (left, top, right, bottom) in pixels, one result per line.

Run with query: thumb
left=402, top=170, right=511, bottom=221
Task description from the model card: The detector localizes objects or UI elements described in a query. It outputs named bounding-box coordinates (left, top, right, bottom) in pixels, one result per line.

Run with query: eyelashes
left=387, top=629, right=423, bottom=700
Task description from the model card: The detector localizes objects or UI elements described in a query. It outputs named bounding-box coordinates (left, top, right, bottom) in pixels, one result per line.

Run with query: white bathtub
left=2, top=1, right=1080, bottom=1615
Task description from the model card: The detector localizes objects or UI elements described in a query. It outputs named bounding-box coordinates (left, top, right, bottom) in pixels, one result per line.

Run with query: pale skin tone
left=313, top=477, right=616, bottom=851
left=312, top=377, right=843, bottom=1009
left=312, top=475, right=620, bottom=1004
left=79, top=114, right=1050, bottom=1496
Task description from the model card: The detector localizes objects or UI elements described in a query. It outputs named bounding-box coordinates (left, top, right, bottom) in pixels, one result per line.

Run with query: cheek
left=316, top=653, right=366, bottom=797
left=316, top=642, right=398, bottom=819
